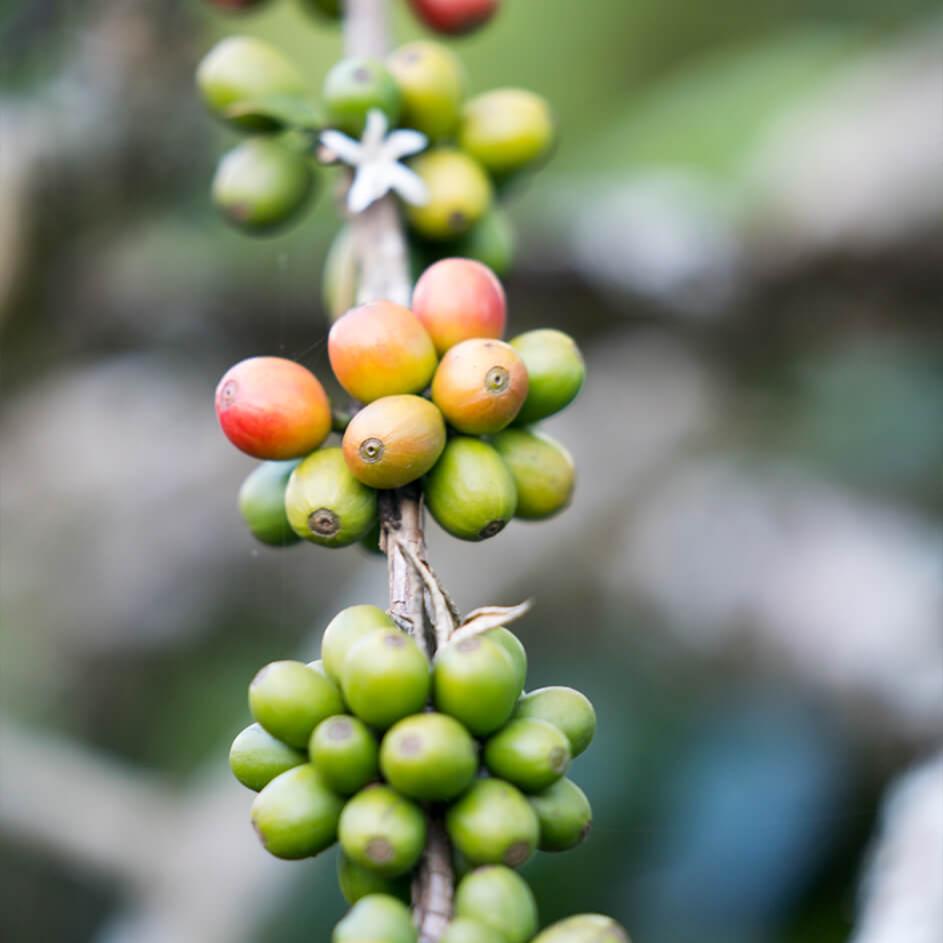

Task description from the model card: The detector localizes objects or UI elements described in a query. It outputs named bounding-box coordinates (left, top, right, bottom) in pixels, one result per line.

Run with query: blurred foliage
left=1, top=1, right=940, bottom=942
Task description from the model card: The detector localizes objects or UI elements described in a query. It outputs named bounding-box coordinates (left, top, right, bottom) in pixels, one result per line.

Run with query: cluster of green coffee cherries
left=218, top=255, right=584, bottom=549
left=196, top=14, right=553, bottom=278
left=230, top=603, right=627, bottom=942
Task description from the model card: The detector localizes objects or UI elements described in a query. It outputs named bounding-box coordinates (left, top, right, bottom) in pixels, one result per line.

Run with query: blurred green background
left=1, top=1, right=941, bottom=942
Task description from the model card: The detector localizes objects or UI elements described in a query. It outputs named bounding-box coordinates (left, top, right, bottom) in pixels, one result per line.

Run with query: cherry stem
left=342, top=3, right=455, bottom=938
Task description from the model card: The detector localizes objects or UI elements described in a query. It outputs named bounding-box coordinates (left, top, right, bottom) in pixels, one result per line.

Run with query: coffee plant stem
left=342, top=2, right=455, bottom=938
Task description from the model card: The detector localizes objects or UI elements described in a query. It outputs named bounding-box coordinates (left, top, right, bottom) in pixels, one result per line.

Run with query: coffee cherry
left=387, top=41, right=465, bottom=141
left=408, top=0, right=499, bottom=36
left=299, top=0, right=342, bottom=20
left=424, top=437, right=517, bottom=542
left=342, top=395, right=446, bottom=489
left=407, top=149, right=492, bottom=241
left=284, top=448, right=378, bottom=547
left=514, top=687, right=596, bottom=758
left=333, top=894, right=418, bottom=943
left=339, top=784, right=427, bottom=877
left=213, top=137, right=313, bottom=233
left=441, top=919, right=507, bottom=943
left=238, top=460, right=301, bottom=546
left=528, top=777, right=592, bottom=852
left=510, top=329, right=584, bottom=425
left=322, top=604, right=396, bottom=681
left=531, top=915, right=629, bottom=943
left=323, top=58, right=401, bottom=137
left=433, top=634, right=520, bottom=735
left=229, top=723, right=306, bottom=791
left=484, top=718, right=570, bottom=792
left=446, top=778, right=539, bottom=868
left=483, top=627, right=527, bottom=691
left=342, top=629, right=431, bottom=729
left=215, top=357, right=331, bottom=460
left=197, top=37, right=308, bottom=131
left=432, top=339, right=527, bottom=435
left=309, top=715, right=379, bottom=795
left=380, top=712, right=478, bottom=801
left=459, top=89, right=554, bottom=177
left=337, top=852, right=411, bottom=906
left=329, top=301, right=437, bottom=403
left=323, top=226, right=358, bottom=323
left=491, top=429, right=575, bottom=520
left=250, top=764, right=344, bottom=859
left=451, top=208, right=515, bottom=277
left=359, top=520, right=385, bottom=555
left=250, top=660, right=345, bottom=748
left=453, top=866, right=538, bottom=943
left=412, top=258, right=506, bottom=355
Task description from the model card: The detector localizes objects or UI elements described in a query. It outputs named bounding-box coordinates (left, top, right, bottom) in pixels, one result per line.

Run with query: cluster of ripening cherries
left=198, top=0, right=552, bottom=275
left=230, top=600, right=625, bottom=943
left=217, top=257, right=583, bottom=550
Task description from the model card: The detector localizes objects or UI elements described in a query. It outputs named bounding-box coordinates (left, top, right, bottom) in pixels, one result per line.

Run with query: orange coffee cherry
left=215, top=356, right=331, bottom=460
left=431, top=339, right=527, bottom=435
left=342, top=395, right=446, bottom=488
left=412, top=258, right=506, bottom=355
left=329, top=301, right=438, bottom=404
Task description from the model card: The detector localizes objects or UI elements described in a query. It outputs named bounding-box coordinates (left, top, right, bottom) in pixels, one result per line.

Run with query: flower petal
left=320, top=130, right=363, bottom=166
left=388, top=164, right=429, bottom=207
left=382, top=129, right=428, bottom=161
left=348, top=163, right=389, bottom=213
left=362, top=109, right=389, bottom=150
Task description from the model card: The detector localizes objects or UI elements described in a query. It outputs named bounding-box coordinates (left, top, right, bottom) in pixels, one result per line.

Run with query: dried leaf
left=451, top=600, right=534, bottom=643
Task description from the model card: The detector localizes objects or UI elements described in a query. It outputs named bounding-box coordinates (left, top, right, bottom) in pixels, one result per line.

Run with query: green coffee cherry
left=197, top=36, right=308, bottom=131
left=238, top=460, right=302, bottom=545
left=514, top=686, right=596, bottom=758
left=407, top=149, right=492, bottom=241
left=484, top=718, right=571, bottom=792
left=250, top=764, right=344, bottom=859
left=250, top=660, right=345, bottom=748
left=433, top=635, right=521, bottom=736
left=451, top=208, right=515, bottom=277
left=359, top=520, right=385, bottom=556
left=425, top=437, right=517, bottom=541
left=387, top=41, right=465, bottom=141
left=284, top=448, right=378, bottom=548
left=483, top=627, right=527, bottom=691
left=492, top=428, right=575, bottom=521
left=333, top=894, right=418, bottom=943
left=446, top=778, right=539, bottom=868
left=323, top=58, right=401, bottom=136
left=459, top=89, right=555, bottom=177
left=339, top=784, right=427, bottom=877
left=337, top=852, right=412, bottom=906
left=309, top=715, right=379, bottom=795
left=453, top=866, right=539, bottom=943
left=229, top=722, right=306, bottom=791
left=213, top=137, right=313, bottom=233
left=441, top=918, right=508, bottom=943
left=321, top=604, right=395, bottom=682
left=323, top=225, right=359, bottom=323
left=531, top=915, right=629, bottom=943
left=342, top=629, right=431, bottom=729
left=510, top=329, right=585, bottom=425
left=528, top=777, right=592, bottom=852
left=380, top=712, right=478, bottom=801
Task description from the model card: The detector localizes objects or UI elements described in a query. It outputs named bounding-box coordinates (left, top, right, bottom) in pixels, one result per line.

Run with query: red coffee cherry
left=215, top=356, right=331, bottom=460
left=431, top=339, right=527, bottom=435
left=412, top=258, right=506, bottom=355
left=408, top=0, right=500, bottom=36
left=329, top=301, right=437, bottom=404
